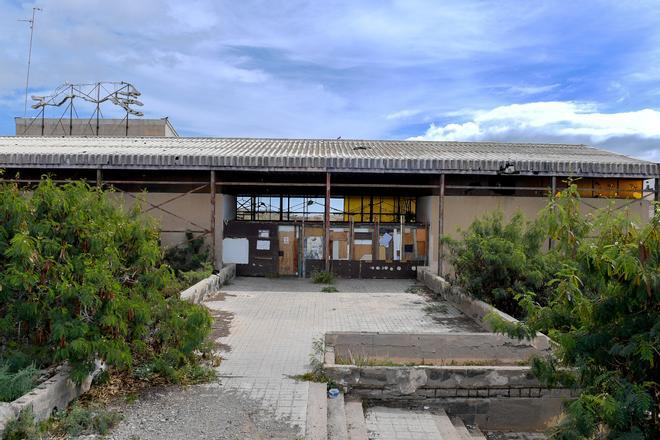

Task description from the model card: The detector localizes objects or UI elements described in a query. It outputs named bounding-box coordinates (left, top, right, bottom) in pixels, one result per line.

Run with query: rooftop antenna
left=19, top=7, right=42, bottom=116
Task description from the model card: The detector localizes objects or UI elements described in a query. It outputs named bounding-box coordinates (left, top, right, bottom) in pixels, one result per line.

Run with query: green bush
left=487, top=186, right=659, bottom=439
left=0, top=363, right=39, bottom=402
left=0, top=178, right=213, bottom=384
left=2, top=409, right=40, bottom=440
left=311, top=270, right=334, bottom=284
left=444, top=210, right=555, bottom=318
left=2, top=404, right=122, bottom=439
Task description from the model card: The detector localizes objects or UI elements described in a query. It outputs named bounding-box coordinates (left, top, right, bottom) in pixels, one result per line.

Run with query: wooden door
left=278, top=226, right=297, bottom=276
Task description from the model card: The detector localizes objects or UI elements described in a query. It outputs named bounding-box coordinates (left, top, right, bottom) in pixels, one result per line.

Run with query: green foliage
left=178, top=262, right=213, bottom=286
left=444, top=210, right=557, bottom=317
left=486, top=185, right=659, bottom=439
left=1, top=404, right=122, bottom=439
left=321, top=285, right=338, bottom=293
left=47, top=403, right=122, bottom=437
left=164, top=231, right=209, bottom=273
left=311, top=270, right=335, bottom=284
left=0, top=178, right=213, bottom=385
left=0, top=363, right=39, bottom=402
left=2, top=409, right=40, bottom=440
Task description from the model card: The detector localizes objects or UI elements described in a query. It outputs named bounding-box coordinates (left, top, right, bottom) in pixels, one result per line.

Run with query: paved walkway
left=365, top=406, right=442, bottom=440
left=207, top=277, right=481, bottom=436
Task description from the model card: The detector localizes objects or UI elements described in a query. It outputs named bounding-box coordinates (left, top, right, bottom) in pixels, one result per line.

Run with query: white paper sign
left=222, top=238, right=249, bottom=264
left=256, top=240, right=271, bottom=250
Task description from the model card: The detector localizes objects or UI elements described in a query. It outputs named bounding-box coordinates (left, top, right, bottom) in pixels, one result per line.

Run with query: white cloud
left=385, top=109, right=421, bottom=120
left=507, top=84, right=560, bottom=95
left=410, top=102, right=660, bottom=161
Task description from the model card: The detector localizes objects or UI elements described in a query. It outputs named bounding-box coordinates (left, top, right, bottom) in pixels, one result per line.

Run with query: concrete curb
left=417, top=268, right=552, bottom=350
left=305, top=382, right=328, bottom=440
left=0, top=362, right=104, bottom=434
left=328, top=391, right=348, bottom=440
left=180, top=264, right=236, bottom=304
left=344, top=398, right=368, bottom=440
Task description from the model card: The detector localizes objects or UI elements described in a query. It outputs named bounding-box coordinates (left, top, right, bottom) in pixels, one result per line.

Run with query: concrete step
left=367, top=406, right=448, bottom=439
left=305, top=382, right=328, bottom=440
left=328, top=391, right=348, bottom=440
left=468, top=426, right=487, bottom=440
left=344, top=397, right=368, bottom=440
left=432, top=410, right=462, bottom=440
left=451, top=417, right=473, bottom=440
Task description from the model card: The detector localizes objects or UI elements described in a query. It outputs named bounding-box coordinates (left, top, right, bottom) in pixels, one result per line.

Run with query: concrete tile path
left=204, top=277, right=482, bottom=436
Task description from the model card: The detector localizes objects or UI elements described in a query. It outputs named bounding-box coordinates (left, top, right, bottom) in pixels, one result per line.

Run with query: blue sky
left=1, top=0, right=659, bottom=161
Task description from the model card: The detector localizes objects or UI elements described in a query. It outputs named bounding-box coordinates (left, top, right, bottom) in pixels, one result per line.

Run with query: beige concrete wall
left=15, top=118, right=178, bottom=137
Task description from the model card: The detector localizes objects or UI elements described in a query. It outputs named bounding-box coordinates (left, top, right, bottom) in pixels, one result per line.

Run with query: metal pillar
left=437, top=174, right=445, bottom=276
left=324, top=172, right=331, bottom=271
left=96, top=169, right=102, bottom=188
left=210, top=170, right=217, bottom=270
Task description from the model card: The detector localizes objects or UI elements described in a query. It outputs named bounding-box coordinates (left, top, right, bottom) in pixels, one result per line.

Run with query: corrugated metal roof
left=0, top=136, right=657, bottom=177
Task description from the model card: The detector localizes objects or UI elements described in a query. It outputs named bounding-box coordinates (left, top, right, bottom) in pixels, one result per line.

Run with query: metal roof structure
left=0, top=136, right=657, bottom=177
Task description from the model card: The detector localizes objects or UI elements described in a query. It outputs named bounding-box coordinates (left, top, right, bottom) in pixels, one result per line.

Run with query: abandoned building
left=0, top=132, right=657, bottom=279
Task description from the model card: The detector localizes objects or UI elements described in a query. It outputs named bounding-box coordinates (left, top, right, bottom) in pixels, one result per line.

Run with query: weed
left=2, top=404, right=122, bottom=439
left=321, top=285, right=338, bottom=293
left=45, top=403, right=122, bottom=437
left=405, top=285, right=429, bottom=294
left=423, top=302, right=448, bottom=314
left=2, top=409, right=40, bottom=440
left=311, top=270, right=334, bottom=284
left=0, top=363, right=39, bottom=402
left=291, top=336, right=336, bottom=387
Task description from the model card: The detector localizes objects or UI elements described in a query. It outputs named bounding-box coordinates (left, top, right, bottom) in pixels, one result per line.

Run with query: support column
left=96, top=169, right=102, bottom=188
left=437, top=174, right=445, bottom=276
left=549, top=176, right=557, bottom=250
left=324, top=172, right=331, bottom=271
left=210, top=170, right=217, bottom=271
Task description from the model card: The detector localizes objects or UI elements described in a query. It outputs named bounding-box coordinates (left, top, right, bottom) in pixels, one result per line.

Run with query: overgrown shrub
left=444, top=211, right=556, bottom=317
left=0, top=363, right=39, bottom=402
left=487, top=186, right=659, bottom=439
left=311, top=270, right=334, bottom=284
left=0, top=178, right=213, bottom=384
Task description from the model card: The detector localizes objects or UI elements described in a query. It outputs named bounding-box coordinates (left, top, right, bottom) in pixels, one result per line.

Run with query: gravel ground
left=107, top=382, right=300, bottom=440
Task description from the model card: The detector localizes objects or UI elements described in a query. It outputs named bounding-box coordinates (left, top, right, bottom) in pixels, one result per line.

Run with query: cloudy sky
left=1, top=0, right=659, bottom=161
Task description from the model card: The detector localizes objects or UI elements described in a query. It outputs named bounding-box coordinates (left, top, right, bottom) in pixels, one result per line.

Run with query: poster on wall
left=256, top=240, right=271, bottom=250
left=305, top=236, right=323, bottom=259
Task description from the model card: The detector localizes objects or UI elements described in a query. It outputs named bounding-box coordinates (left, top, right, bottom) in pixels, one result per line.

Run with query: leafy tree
left=488, top=185, right=659, bottom=439
left=444, top=210, right=556, bottom=317
left=0, top=178, right=213, bottom=384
